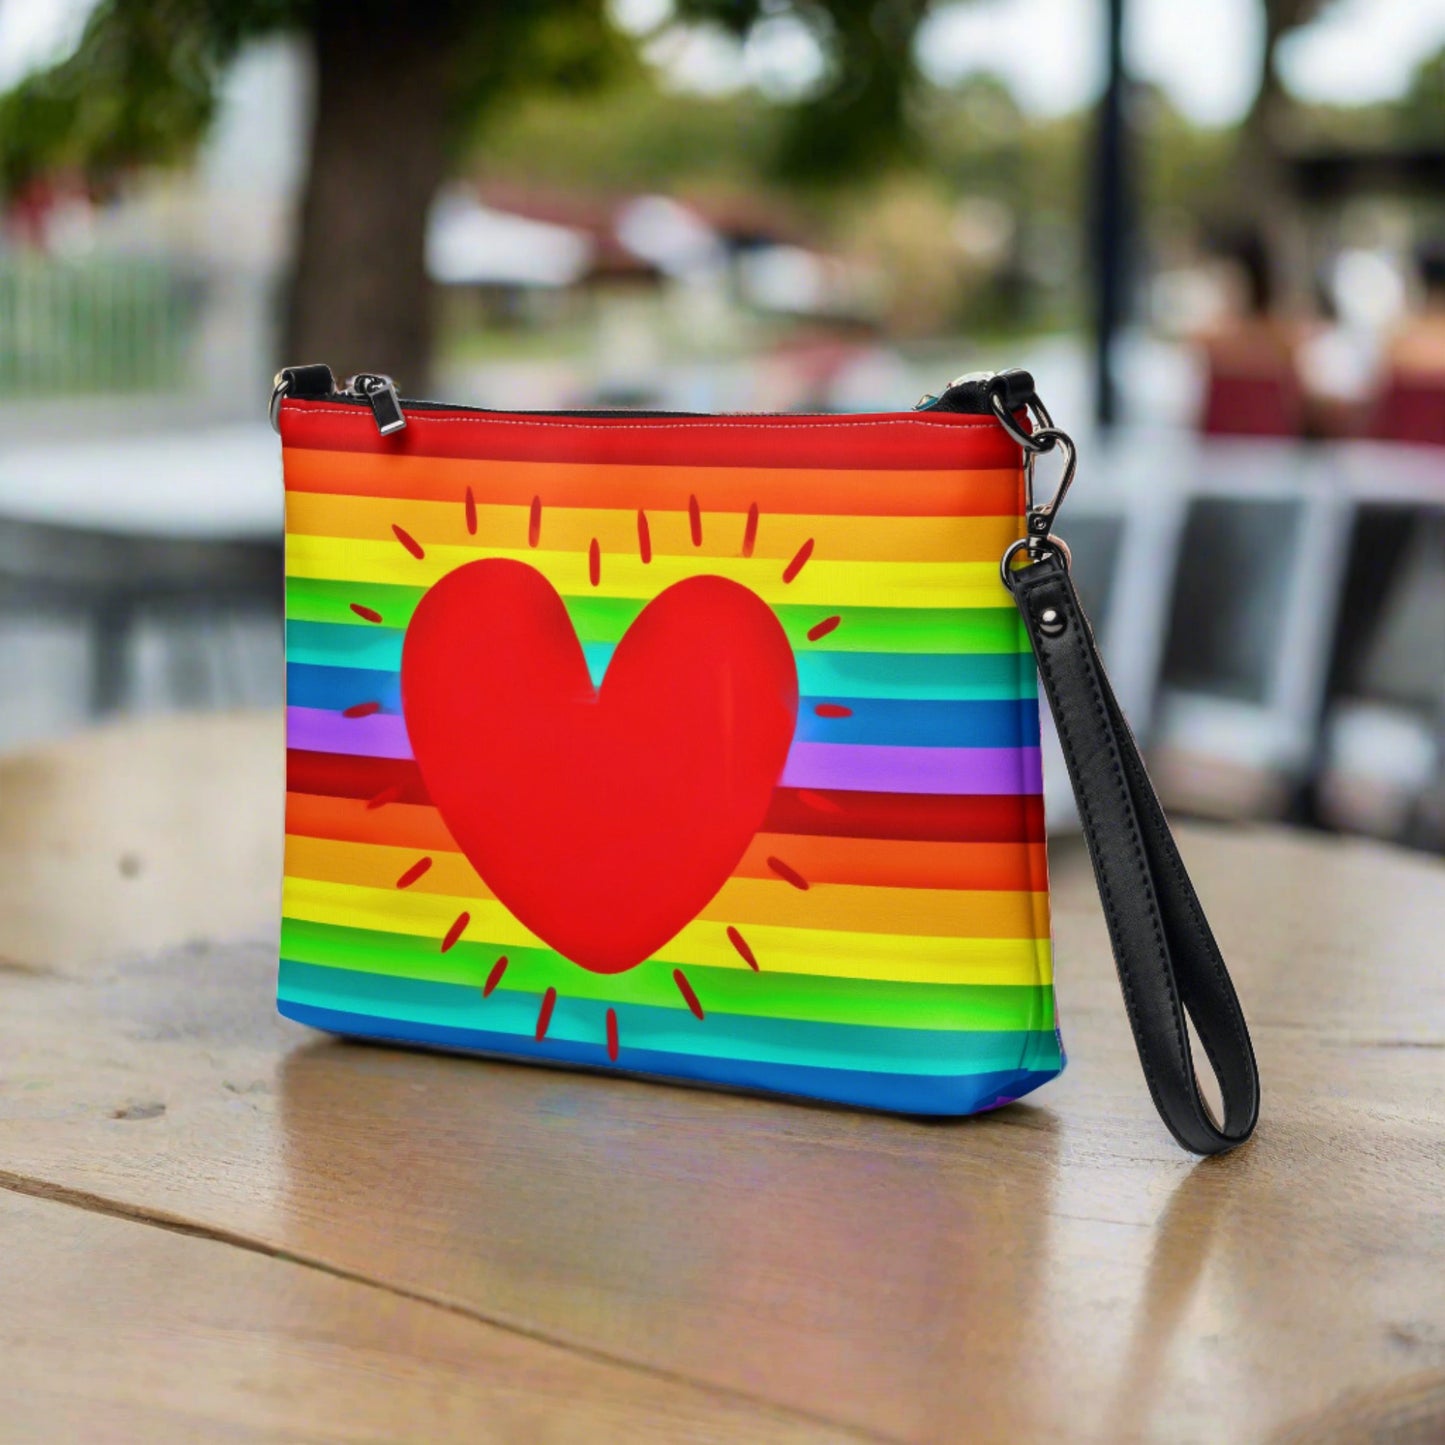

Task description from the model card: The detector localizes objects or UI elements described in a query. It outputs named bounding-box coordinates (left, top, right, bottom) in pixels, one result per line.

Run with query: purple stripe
left=289, top=706, right=412, bottom=759
left=782, top=742, right=1040, bottom=795
left=285, top=708, right=1042, bottom=796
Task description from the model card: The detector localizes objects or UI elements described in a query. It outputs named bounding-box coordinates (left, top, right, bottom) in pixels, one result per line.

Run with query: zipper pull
left=915, top=369, right=1035, bottom=414
left=346, top=373, right=407, bottom=436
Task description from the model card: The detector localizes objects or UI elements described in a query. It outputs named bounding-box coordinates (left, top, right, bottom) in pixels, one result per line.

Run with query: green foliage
left=475, top=81, right=782, bottom=194
left=1399, top=45, right=1445, bottom=147
left=447, top=1, right=640, bottom=154
left=0, top=0, right=628, bottom=196
left=675, top=0, right=932, bottom=183
left=0, top=0, right=311, bottom=194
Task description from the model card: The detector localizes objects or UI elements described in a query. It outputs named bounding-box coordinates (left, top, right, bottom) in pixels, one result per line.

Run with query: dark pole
left=1093, top=0, right=1129, bottom=428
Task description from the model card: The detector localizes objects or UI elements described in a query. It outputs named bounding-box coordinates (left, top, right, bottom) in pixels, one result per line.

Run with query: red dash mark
left=726, top=926, right=759, bottom=971
left=781, top=537, right=814, bottom=584
left=766, top=856, right=810, bottom=891
left=535, top=986, right=558, bottom=1040
left=365, top=785, right=402, bottom=810
left=342, top=701, right=381, bottom=719
left=606, top=1007, right=619, bottom=1061
left=813, top=702, right=853, bottom=719
left=637, top=509, right=652, bottom=564
left=395, top=856, right=433, bottom=889
left=673, top=968, right=705, bottom=1020
left=392, top=523, right=425, bottom=560
left=440, top=911, right=470, bottom=953
left=464, top=486, right=477, bottom=536
left=806, top=615, right=841, bottom=642
left=742, top=501, right=759, bottom=558
left=350, top=603, right=383, bottom=624
left=688, top=494, right=703, bottom=546
left=482, top=955, right=508, bottom=997
left=798, top=788, right=845, bottom=815
left=528, top=495, right=542, bottom=548
left=589, top=537, right=601, bottom=587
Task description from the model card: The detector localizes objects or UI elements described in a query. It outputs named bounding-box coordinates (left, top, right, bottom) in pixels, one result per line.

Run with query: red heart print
left=401, top=559, right=798, bottom=974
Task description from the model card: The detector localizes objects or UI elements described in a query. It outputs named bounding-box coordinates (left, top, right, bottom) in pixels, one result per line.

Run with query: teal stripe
left=285, top=620, right=1037, bottom=701
left=278, top=959, right=1061, bottom=1078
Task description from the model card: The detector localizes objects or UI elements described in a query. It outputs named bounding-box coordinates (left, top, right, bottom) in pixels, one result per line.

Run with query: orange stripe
left=283, top=833, right=1050, bottom=939
left=285, top=792, right=1047, bottom=893
left=283, top=448, right=1024, bottom=519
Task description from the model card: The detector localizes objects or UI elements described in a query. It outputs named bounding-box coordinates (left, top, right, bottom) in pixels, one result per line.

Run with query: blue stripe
left=285, top=621, right=1037, bottom=702
left=278, top=960, right=1060, bottom=1077
left=286, top=661, right=1040, bottom=748
left=278, top=998, right=1064, bottom=1116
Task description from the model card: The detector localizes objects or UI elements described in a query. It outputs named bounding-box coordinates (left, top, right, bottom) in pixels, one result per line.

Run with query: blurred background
left=0, top=0, right=1441, bottom=850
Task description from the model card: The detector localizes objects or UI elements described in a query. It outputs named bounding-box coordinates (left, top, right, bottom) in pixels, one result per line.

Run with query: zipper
left=345, top=373, right=406, bottom=436
left=270, top=364, right=1036, bottom=436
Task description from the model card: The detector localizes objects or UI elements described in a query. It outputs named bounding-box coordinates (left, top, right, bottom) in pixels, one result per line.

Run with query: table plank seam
left=0, top=1168, right=890, bottom=1445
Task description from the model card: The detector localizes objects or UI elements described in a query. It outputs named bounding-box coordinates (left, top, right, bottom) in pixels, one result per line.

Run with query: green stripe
left=280, top=918, right=1054, bottom=1033
left=284, top=576, right=1029, bottom=655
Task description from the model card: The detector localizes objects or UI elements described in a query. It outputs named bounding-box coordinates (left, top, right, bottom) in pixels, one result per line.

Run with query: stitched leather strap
left=1011, top=553, right=1260, bottom=1155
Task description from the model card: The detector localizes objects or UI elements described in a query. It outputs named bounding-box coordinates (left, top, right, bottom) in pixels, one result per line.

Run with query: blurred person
left=1369, top=240, right=1445, bottom=446
left=1195, top=228, right=1309, bottom=439
left=1296, top=272, right=1382, bottom=439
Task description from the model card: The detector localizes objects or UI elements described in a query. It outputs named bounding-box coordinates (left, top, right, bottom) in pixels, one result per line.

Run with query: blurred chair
left=0, top=517, right=282, bottom=751
left=0, top=421, right=283, bottom=751
left=1148, top=441, right=1350, bottom=820
left=1310, top=445, right=1445, bottom=851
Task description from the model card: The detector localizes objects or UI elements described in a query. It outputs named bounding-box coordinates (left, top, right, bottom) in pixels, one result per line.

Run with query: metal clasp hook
left=992, top=390, right=1076, bottom=588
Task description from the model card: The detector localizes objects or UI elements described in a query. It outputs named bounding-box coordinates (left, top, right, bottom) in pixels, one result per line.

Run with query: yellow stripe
left=285, top=492, right=1021, bottom=565
left=285, top=534, right=1011, bottom=610
left=283, top=834, right=1050, bottom=940
left=282, top=876, right=1053, bottom=987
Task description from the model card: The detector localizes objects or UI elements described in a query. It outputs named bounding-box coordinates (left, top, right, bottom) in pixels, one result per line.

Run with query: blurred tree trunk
left=284, top=9, right=461, bottom=390
left=1235, top=0, right=1322, bottom=310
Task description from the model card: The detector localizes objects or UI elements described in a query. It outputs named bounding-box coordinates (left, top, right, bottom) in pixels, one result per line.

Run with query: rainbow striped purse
left=274, top=366, right=1259, bottom=1154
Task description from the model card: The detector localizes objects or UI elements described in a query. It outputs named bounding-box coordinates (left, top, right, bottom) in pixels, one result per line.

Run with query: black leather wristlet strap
left=1011, top=553, right=1260, bottom=1155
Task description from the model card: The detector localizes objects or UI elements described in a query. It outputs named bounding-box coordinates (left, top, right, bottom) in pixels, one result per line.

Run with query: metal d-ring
left=990, top=389, right=1056, bottom=453
left=268, top=373, right=291, bottom=435
left=1000, top=533, right=1072, bottom=591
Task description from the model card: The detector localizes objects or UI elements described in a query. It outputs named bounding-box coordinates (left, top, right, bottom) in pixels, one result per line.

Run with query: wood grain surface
left=1, top=711, right=1442, bottom=1443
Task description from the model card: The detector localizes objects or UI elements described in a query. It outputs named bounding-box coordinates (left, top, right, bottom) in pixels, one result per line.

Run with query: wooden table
left=2, top=713, right=1442, bottom=1443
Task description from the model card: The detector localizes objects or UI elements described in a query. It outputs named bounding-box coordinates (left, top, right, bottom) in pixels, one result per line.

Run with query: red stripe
left=287, top=751, right=1043, bottom=843
left=288, top=750, right=430, bottom=804
left=279, top=399, right=1023, bottom=469
left=763, top=788, right=1045, bottom=843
